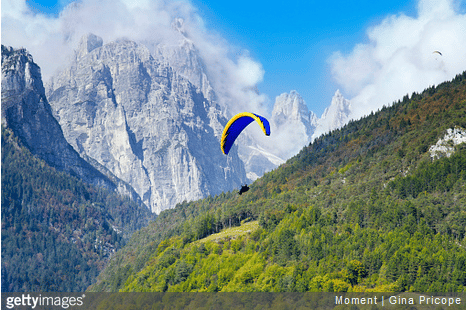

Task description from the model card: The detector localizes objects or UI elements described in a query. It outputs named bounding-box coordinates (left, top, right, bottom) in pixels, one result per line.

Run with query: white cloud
left=329, top=0, right=466, bottom=120
left=1, top=0, right=266, bottom=115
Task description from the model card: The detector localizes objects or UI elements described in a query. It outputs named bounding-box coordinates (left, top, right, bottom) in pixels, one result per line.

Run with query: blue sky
left=12, top=0, right=467, bottom=117
left=191, top=0, right=419, bottom=112
left=25, top=0, right=61, bottom=14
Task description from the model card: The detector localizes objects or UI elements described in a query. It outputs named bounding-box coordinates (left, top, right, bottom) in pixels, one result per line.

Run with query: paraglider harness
left=238, top=184, right=249, bottom=195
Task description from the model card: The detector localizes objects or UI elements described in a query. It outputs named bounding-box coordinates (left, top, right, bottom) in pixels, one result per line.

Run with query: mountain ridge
left=1, top=45, right=113, bottom=189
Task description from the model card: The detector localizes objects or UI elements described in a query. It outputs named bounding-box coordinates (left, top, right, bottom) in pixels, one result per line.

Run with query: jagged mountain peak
left=265, top=90, right=318, bottom=160
left=333, top=88, right=343, bottom=98
left=1, top=45, right=45, bottom=98
left=273, top=91, right=307, bottom=118
left=76, top=33, right=103, bottom=60
left=312, top=89, right=352, bottom=139
left=2, top=45, right=33, bottom=64
left=331, top=89, right=350, bottom=109
left=272, top=91, right=317, bottom=125
left=322, top=89, right=351, bottom=123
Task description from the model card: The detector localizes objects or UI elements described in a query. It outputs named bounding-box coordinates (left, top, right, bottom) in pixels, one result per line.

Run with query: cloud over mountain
left=1, top=0, right=266, bottom=115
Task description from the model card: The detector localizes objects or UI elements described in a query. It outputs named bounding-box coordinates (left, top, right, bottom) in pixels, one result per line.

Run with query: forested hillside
left=89, top=73, right=465, bottom=293
left=1, top=127, right=155, bottom=291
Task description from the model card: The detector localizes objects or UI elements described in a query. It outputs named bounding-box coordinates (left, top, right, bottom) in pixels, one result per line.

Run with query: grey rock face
left=312, top=90, right=352, bottom=140
left=272, top=91, right=318, bottom=138
left=268, top=91, right=319, bottom=160
left=154, top=19, right=216, bottom=102
left=46, top=35, right=246, bottom=214
left=1, top=45, right=114, bottom=189
left=143, top=23, right=280, bottom=182
left=150, top=39, right=216, bottom=105
left=76, top=33, right=103, bottom=60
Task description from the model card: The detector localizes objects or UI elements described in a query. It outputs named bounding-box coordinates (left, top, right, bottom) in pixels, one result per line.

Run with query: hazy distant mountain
left=235, top=132, right=285, bottom=181
left=312, top=90, right=352, bottom=139
left=270, top=91, right=318, bottom=160
left=267, top=89, right=352, bottom=161
left=46, top=34, right=247, bottom=214
left=234, top=89, right=353, bottom=179
left=272, top=91, right=318, bottom=135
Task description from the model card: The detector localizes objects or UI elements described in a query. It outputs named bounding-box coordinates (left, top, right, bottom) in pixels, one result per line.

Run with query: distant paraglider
left=238, top=184, right=249, bottom=195
left=220, top=112, right=270, bottom=155
left=433, top=50, right=442, bottom=56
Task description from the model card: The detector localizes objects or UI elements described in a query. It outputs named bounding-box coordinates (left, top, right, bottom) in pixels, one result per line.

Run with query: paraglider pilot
left=238, top=184, right=249, bottom=195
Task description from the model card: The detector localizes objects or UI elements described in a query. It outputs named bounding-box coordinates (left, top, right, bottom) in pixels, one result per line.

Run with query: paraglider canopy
left=433, top=50, right=442, bottom=56
left=221, top=112, right=270, bottom=155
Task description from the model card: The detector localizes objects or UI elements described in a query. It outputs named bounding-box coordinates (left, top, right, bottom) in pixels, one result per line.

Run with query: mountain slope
left=89, top=72, right=465, bottom=293
left=1, top=127, right=154, bottom=291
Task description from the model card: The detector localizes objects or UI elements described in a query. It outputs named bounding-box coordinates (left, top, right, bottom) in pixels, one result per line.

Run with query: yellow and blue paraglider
left=433, top=51, right=442, bottom=60
left=221, top=112, right=270, bottom=155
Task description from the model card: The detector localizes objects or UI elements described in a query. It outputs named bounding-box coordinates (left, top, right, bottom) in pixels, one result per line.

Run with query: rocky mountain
left=208, top=88, right=353, bottom=182
left=16, top=26, right=352, bottom=213
left=270, top=91, right=318, bottom=159
left=1, top=45, right=113, bottom=190
left=312, top=89, right=352, bottom=139
left=268, top=89, right=352, bottom=161
left=231, top=89, right=353, bottom=180
left=144, top=21, right=278, bottom=182
left=46, top=34, right=247, bottom=214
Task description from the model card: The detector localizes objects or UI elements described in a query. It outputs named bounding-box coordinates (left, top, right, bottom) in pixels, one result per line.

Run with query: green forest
left=1, top=126, right=155, bottom=291
left=89, top=73, right=466, bottom=293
